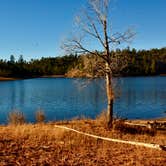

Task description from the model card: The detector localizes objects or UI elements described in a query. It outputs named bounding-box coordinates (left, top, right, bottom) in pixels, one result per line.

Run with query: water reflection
left=18, top=80, right=25, bottom=108
left=8, top=80, right=25, bottom=110
left=0, top=77, right=165, bottom=124
left=10, top=81, right=16, bottom=110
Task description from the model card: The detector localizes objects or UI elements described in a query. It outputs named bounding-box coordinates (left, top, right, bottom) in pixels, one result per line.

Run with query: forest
left=0, top=47, right=166, bottom=78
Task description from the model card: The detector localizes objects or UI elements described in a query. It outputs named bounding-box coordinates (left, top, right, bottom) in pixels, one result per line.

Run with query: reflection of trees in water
left=119, top=80, right=166, bottom=117
left=10, top=82, right=16, bottom=110
left=126, top=88, right=136, bottom=109
left=10, top=81, right=25, bottom=110
left=18, top=81, right=25, bottom=108
left=2, top=77, right=165, bottom=123
left=73, top=79, right=106, bottom=113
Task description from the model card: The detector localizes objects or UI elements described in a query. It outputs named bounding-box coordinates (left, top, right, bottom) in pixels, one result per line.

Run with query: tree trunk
left=103, top=19, right=113, bottom=128
left=105, top=62, right=113, bottom=128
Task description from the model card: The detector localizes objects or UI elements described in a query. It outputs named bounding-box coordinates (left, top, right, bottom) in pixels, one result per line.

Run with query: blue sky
left=0, top=0, right=165, bottom=60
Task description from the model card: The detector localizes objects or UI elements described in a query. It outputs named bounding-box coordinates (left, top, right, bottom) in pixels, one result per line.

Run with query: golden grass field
left=0, top=118, right=165, bottom=166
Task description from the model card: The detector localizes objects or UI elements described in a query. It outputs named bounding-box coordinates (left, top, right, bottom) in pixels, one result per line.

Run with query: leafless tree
left=62, top=0, right=135, bottom=128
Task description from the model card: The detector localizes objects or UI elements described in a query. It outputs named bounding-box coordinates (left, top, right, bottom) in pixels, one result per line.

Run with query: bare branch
left=108, top=28, right=136, bottom=45
left=62, top=0, right=135, bottom=127
left=77, top=10, right=105, bottom=48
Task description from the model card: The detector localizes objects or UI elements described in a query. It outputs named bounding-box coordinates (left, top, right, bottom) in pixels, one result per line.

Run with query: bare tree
left=62, top=0, right=135, bottom=128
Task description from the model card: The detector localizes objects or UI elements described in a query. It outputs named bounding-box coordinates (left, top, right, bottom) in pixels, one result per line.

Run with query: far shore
left=0, top=77, right=18, bottom=81
left=40, top=75, right=65, bottom=78
left=0, top=75, right=65, bottom=81
left=0, top=74, right=165, bottom=82
left=0, top=74, right=166, bottom=81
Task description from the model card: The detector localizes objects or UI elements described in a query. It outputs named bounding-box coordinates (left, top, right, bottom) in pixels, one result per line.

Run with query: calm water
left=0, top=77, right=165, bottom=124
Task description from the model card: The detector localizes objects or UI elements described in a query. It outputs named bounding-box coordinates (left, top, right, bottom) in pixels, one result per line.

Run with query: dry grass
left=35, top=109, right=46, bottom=123
left=7, top=111, right=26, bottom=125
left=0, top=119, right=165, bottom=165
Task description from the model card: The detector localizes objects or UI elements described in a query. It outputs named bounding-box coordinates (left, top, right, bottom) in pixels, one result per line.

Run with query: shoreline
left=0, top=75, right=66, bottom=81
left=40, top=75, right=65, bottom=78
left=0, top=116, right=165, bottom=128
left=0, top=74, right=165, bottom=82
left=0, top=77, right=18, bottom=81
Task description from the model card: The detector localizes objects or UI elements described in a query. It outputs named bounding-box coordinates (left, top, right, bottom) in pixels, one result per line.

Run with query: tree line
left=120, top=47, right=166, bottom=76
left=0, top=54, right=78, bottom=78
left=0, top=47, right=166, bottom=78
left=68, top=47, right=166, bottom=77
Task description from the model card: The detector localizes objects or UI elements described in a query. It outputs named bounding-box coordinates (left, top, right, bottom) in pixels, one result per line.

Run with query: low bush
left=8, top=110, right=26, bottom=125
left=96, top=110, right=108, bottom=128
left=35, top=109, right=46, bottom=123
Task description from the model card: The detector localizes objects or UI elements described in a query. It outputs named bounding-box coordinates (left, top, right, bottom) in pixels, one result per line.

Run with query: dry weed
left=35, top=109, right=46, bottom=123
left=7, top=110, right=26, bottom=125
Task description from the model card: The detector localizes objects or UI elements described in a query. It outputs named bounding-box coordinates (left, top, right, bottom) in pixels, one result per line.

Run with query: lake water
left=0, top=77, right=165, bottom=124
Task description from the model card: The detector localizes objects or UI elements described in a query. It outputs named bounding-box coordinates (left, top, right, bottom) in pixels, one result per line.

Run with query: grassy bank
left=0, top=118, right=165, bottom=165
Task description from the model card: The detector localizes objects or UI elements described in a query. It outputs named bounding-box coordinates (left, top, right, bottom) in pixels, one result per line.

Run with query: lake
left=0, top=77, right=165, bottom=124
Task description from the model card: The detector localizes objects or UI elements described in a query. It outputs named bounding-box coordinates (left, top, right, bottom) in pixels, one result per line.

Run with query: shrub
left=8, top=110, right=26, bottom=125
left=96, top=110, right=108, bottom=128
left=35, top=109, right=46, bottom=123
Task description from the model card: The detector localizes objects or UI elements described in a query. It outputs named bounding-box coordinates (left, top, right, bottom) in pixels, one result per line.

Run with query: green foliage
left=18, top=55, right=24, bottom=64
left=10, top=55, right=15, bottom=64
left=0, top=54, right=78, bottom=78
left=0, top=48, right=166, bottom=78
left=73, top=47, right=166, bottom=76
left=151, top=59, right=156, bottom=74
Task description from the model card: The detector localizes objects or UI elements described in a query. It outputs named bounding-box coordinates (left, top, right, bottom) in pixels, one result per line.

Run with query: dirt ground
left=0, top=119, right=165, bottom=166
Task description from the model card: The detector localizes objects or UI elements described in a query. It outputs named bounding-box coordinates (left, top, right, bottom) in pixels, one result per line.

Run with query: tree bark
left=103, top=19, right=113, bottom=128
left=105, top=62, right=113, bottom=128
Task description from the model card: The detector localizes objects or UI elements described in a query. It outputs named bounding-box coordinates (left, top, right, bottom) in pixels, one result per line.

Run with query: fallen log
left=124, top=122, right=148, bottom=127
left=54, top=125, right=166, bottom=151
left=124, top=121, right=166, bottom=130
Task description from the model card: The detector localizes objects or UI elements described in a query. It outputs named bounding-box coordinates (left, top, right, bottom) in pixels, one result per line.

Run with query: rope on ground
left=54, top=125, right=166, bottom=151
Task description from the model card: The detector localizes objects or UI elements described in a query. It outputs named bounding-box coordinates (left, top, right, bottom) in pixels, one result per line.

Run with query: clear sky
left=0, top=0, right=165, bottom=60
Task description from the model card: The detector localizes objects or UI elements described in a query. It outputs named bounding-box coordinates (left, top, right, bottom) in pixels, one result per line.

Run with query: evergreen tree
left=10, top=55, right=15, bottom=64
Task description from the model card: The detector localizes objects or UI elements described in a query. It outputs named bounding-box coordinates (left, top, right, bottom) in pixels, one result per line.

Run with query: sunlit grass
left=0, top=119, right=165, bottom=165
left=1, top=110, right=165, bottom=165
